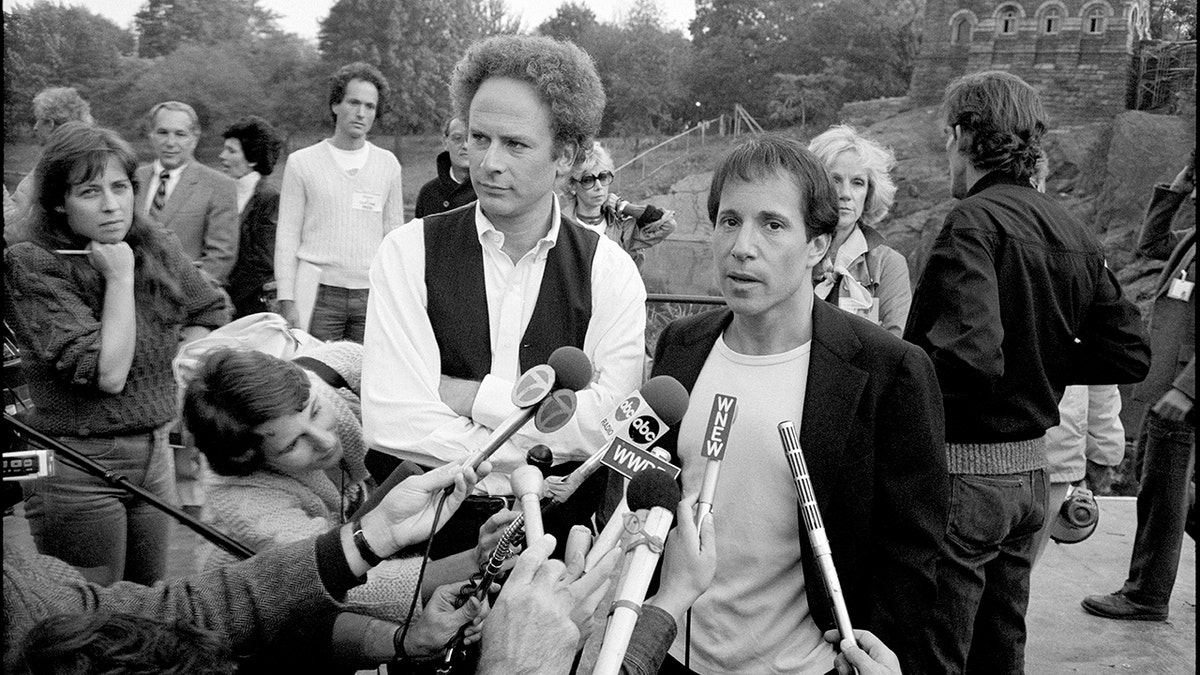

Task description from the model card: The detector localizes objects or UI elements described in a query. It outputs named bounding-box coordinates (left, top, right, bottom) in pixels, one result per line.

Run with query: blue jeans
left=308, top=284, right=369, bottom=343
left=929, top=470, right=1049, bottom=674
left=22, top=426, right=175, bottom=586
left=1121, top=412, right=1195, bottom=607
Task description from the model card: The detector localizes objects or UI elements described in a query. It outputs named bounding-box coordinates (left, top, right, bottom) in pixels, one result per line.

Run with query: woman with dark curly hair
left=219, top=115, right=283, bottom=317
left=4, top=123, right=228, bottom=586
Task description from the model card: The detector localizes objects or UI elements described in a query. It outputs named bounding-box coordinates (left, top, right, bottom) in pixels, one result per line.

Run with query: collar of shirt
left=146, top=160, right=188, bottom=212
left=473, top=195, right=562, bottom=263
left=235, top=171, right=262, bottom=214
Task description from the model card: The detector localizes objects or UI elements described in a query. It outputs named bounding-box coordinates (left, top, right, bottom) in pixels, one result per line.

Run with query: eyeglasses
left=573, top=171, right=613, bottom=189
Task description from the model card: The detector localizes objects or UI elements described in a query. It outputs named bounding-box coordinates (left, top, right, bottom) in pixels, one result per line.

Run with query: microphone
left=695, top=394, right=737, bottom=528
left=592, top=469, right=682, bottom=675
left=526, top=444, right=554, bottom=473
left=584, top=447, right=673, bottom=572
left=778, top=420, right=856, bottom=649
left=466, top=347, right=593, bottom=471
left=510, top=465, right=545, bottom=543
left=544, top=375, right=689, bottom=504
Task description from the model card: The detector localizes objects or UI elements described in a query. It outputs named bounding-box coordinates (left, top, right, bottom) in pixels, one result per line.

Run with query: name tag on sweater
left=351, top=191, right=383, bottom=212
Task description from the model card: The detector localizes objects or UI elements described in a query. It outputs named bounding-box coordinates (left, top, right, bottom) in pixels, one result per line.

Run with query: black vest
left=423, top=203, right=598, bottom=380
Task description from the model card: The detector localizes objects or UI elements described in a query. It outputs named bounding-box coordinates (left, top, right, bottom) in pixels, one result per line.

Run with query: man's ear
left=806, top=232, right=832, bottom=269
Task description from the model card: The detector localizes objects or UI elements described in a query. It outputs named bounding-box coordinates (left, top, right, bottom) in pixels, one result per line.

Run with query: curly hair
left=183, top=348, right=310, bottom=477
left=22, top=612, right=236, bottom=675
left=29, top=122, right=186, bottom=320
left=576, top=141, right=615, bottom=178
left=32, top=87, right=93, bottom=127
left=808, top=124, right=897, bottom=227
left=222, top=115, right=283, bottom=176
left=450, top=35, right=605, bottom=167
left=943, top=70, right=1047, bottom=182
left=328, top=62, right=390, bottom=124
left=707, top=135, right=839, bottom=241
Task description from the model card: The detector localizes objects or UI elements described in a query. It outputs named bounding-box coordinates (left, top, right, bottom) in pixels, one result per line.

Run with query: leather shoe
left=1081, top=592, right=1168, bottom=621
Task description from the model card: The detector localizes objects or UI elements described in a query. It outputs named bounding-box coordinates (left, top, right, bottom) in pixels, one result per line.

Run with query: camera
left=606, top=197, right=665, bottom=229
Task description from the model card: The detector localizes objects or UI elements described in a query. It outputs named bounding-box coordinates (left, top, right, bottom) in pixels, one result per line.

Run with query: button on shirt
left=143, top=161, right=186, bottom=215
left=361, top=198, right=647, bottom=496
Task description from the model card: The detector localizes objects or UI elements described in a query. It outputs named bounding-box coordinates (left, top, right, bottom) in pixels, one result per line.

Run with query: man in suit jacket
left=646, top=136, right=947, bottom=675
left=1083, top=159, right=1196, bottom=622
left=136, top=101, right=239, bottom=286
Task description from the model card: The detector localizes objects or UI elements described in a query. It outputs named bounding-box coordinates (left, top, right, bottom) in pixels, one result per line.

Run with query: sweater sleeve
left=275, top=154, right=308, bottom=301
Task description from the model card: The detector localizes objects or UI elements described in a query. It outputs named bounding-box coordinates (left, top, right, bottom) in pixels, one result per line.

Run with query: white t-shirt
left=326, top=140, right=370, bottom=174
left=668, top=333, right=837, bottom=674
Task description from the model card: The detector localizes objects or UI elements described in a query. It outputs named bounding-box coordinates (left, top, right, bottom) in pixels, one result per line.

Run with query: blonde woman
left=808, top=125, right=911, bottom=336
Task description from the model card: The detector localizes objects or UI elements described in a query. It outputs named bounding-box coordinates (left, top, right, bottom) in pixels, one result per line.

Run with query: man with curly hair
left=904, top=71, right=1151, bottom=673
left=362, top=36, right=646, bottom=557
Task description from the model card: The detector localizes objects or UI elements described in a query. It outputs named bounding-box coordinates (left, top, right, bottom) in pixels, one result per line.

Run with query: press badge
left=1167, top=270, right=1193, bottom=301
left=351, top=191, right=383, bottom=212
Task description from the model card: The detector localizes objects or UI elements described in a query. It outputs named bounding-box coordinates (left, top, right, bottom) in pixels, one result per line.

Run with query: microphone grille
left=640, top=376, right=690, bottom=426
left=626, top=469, right=681, bottom=512
left=547, top=347, right=593, bottom=391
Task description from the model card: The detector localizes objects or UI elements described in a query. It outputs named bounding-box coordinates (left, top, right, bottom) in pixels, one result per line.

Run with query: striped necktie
left=150, top=169, right=169, bottom=216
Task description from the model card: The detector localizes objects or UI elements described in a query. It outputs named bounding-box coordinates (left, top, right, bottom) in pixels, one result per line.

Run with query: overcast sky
left=2, top=0, right=696, bottom=39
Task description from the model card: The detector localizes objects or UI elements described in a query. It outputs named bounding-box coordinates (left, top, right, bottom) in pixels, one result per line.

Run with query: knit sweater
left=274, top=140, right=404, bottom=300
left=201, top=341, right=422, bottom=624
left=4, top=238, right=228, bottom=436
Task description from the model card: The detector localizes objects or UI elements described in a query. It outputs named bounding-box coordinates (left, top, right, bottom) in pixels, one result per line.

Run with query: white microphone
left=583, top=447, right=673, bottom=572
left=778, top=420, right=857, bottom=649
left=465, top=347, right=593, bottom=471
left=592, top=470, right=682, bottom=675
left=509, top=465, right=545, bottom=544
left=695, top=394, right=737, bottom=528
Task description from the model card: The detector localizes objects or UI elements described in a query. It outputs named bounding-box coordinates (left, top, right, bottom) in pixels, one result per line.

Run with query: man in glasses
left=415, top=117, right=477, bottom=218
left=361, top=35, right=647, bottom=557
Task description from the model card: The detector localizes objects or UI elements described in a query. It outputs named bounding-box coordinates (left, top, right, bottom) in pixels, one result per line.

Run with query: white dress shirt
left=361, top=198, right=647, bottom=495
left=142, top=161, right=186, bottom=214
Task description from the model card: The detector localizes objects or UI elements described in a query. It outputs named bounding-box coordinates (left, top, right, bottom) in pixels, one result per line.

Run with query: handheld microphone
left=778, top=420, right=856, bottom=649
left=544, top=375, right=689, bottom=504
left=510, top=465, right=545, bottom=544
left=526, top=444, right=554, bottom=473
left=466, top=347, right=592, bottom=471
left=584, top=447, right=673, bottom=572
left=695, top=394, right=737, bottom=528
left=592, top=470, right=682, bottom=675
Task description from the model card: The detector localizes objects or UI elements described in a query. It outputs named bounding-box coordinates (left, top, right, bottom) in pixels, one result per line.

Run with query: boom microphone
left=592, top=470, right=682, bottom=675
left=544, top=375, right=689, bottom=504
left=466, top=347, right=593, bottom=471
left=778, top=420, right=856, bottom=649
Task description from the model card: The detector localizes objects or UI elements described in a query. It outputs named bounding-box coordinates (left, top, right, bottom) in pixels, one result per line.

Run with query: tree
left=4, top=2, right=135, bottom=138
left=318, top=0, right=518, bottom=133
left=1149, top=0, right=1197, bottom=40
left=135, top=0, right=282, bottom=58
left=537, top=2, right=598, bottom=42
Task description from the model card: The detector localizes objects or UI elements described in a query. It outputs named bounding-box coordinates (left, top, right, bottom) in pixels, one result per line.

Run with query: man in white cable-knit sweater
left=275, top=62, right=404, bottom=342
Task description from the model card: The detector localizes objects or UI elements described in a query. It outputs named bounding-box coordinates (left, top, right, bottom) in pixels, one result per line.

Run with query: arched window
left=999, top=6, right=1020, bottom=35
left=1042, top=7, right=1062, bottom=34
left=1086, top=6, right=1106, bottom=33
left=952, top=17, right=972, bottom=44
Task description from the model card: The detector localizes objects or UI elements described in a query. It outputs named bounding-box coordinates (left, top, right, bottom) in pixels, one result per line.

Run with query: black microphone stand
left=4, top=412, right=255, bottom=560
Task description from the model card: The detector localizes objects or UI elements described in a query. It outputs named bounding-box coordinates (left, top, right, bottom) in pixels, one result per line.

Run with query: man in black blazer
left=647, top=137, right=948, bottom=674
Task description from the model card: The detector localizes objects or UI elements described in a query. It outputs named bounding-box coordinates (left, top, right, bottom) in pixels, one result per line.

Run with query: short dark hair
left=183, top=348, right=310, bottom=477
left=328, top=62, right=389, bottom=124
left=707, top=135, right=839, bottom=241
left=450, top=35, right=605, bottom=167
left=943, top=70, right=1047, bottom=182
left=22, top=612, right=236, bottom=675
left=222, top=115, right=283, bottom=176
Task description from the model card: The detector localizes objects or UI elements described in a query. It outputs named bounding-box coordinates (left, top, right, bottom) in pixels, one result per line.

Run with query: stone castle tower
left=908, top=0, right=1151, bottom=125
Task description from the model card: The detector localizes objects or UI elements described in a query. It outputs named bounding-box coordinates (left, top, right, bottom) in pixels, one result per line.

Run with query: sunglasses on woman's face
left=574, top=171, right=613, bottom=189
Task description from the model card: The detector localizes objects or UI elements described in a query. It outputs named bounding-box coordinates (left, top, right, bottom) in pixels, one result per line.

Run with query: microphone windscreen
left=547, top=347, right=593, bottom=391
left=527, top=444, right=553, bottom=469
left=640, top=376, right=690, bottom=426
left=626, top=469, right=682, bottom=513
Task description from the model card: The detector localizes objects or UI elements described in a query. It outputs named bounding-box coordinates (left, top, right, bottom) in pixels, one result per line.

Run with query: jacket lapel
left=162, top=163, right=200, bottom=223
left=799, top=301, right=868, bottom=513
left=1154, top=229, right=1197, bottom=296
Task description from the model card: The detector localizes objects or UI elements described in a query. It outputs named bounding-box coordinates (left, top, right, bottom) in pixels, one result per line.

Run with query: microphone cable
left=395, top=487, right=452, bottom=662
